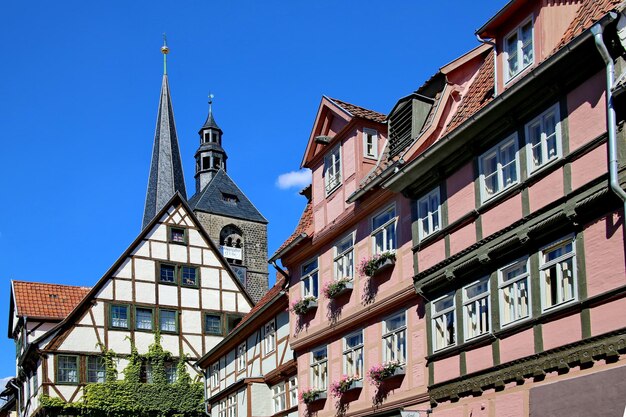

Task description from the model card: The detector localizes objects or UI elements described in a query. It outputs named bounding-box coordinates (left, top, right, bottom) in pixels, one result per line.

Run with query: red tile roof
left=327, top=97, right=387, bottom=123
left=12, top=281, right=90, bottom=320
left=235, top=276, right=286, bottom=330
left=555, top=0, right=622, bottom=52
left=273, top=200, right=313, bottom=258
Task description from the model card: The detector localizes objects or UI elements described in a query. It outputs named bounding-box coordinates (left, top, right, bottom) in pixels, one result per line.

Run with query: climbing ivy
left=39, top=335, right=204, bottom=417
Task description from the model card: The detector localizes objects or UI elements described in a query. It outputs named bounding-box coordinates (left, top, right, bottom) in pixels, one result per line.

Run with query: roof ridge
left=12, top=280, right=91, bottom=289
left=326, top=96, right=387, bottom=119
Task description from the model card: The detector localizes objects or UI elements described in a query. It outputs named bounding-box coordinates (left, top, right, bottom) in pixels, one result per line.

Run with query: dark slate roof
left=142, top=74, right=187, bottom=230
left=201, top=105, right=222, bottom=131
left=188, top=169, right=268, bottom=224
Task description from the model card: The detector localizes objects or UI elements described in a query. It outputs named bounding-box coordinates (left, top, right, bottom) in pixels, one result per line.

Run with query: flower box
left=367, top=361, right=405, bottom=386
left=291, top=296, right=318, bottom=316
left=330, top=376, right=362, bottom=398
left=358, top=251, right=396, bottom=277
left=300, top=388, right=326, bottom=404
left=322, top=278, right=353, bottom=299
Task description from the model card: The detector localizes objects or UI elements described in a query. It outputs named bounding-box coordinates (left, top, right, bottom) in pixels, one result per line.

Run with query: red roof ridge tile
left=326, top=97, right=387, bottom=123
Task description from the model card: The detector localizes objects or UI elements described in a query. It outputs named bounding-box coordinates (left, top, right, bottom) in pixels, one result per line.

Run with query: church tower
left=142, top=39, right=187, bottom=230
left=189, top=100, right=269, bottom=303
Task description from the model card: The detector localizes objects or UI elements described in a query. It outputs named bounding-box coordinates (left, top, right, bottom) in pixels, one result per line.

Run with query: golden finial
left=161, top=33, right=169, bottom=75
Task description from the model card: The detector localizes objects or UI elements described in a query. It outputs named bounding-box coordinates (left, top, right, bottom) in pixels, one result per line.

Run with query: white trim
left=498, top=257, right=532, bottom=327
left=462, top=276, right=491, bottom=341
left=478, top=133, right=520, bottom=204
left=503, top=16, right=534, bottom=84
left=263, top=319, right=276, bottom=355
left=371, top=204, right=398, bottom=255
left=416, top=187, right=441, bottom=241
left=324, top=144, right=342, bottom=196
left=525, top=103, right=562, bottom=175
left=363, top=128, right=379, bottom=159
left=334, top=232, right=355, bottom=280
left=301, top=256, right=319, bottom=298
left=382, top=310, right=407, bottom=364
left=343, top=330, right=364, bottom=378
left=539, top=235, right=577, bottom=312
left=431, top=292, right=456, bottom=352
left=310, top=345, right=328, bottom=390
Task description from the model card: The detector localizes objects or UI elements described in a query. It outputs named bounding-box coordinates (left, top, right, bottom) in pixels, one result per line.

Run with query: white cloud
left=276, top=169, right=312, bottom=190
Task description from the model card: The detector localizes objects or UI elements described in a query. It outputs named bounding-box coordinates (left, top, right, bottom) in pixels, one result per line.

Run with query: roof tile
left=13, top=281, right=90, bottom=320
left=327, top=97, right=387, bottom=123
left=234, top=276, right=285, bottom=330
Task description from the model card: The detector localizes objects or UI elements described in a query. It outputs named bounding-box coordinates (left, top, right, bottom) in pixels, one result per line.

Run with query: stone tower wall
left=194, top=211, right=269, bottom=303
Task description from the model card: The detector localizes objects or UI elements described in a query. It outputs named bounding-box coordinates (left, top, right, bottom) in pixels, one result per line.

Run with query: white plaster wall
left=108, top=330, right=132, bottom=354
left=169, top=244, right=187, bottom=263
left=161, top=334, right=178, bottom=354
left=55, top=385, right=77, bottom=401
left=262, top=351, right=276, bottom=371
left=222, top=275, right=238, bottom=291
left=158, top=285, right=178, bottom=306
left=78, top=311, right=92, bottom=326
left=202, top=289, right=220, bottom=309
left=276, top=311, right=289, bottom=339
left=97, top=280, right=113, bottom=300
left=251, top=383, right=273, bottom=416
left=181, top=310, right=201, bottom=333
left=222, top=292, right=236, bottom=312
left=114, top=258, right=132, bottom=279
left=148, top=223, right=167, bottom=242
left=135, top=258, right=155, bottom=281
left=151, top=241, right=168, bottom=260
left=201, top=268, right=220, bottom=289
left=115, top=279, right=133, bottom=302
left=190, top=247, right=202, bottom=264
left=132, top=240, right=150, bottom=257
left=135, top=331, right=154, bottom=352
left=188, top=229, right=206, bottom=248
left=182, top=335, right=202, bottom=358
left=58, top=327, right=101, bottom=353
left=237, top=388, right=248, bottom=417
left=181, top=288, right=199, bottom=309
left=28, top=322, right=57, bottom=341
left=92, top=302, right=105, bottom=326
left=135, top=281, right=156, bottom=304
left=203, top=249, right=221, bottom=267
left=117, top=358, right=129, bottom=378
left=238, top=294, right=251, bottom=313
left=205, top=335, right=222, bottom=352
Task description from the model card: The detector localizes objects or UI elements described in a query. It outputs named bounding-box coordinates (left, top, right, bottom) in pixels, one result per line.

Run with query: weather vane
left=161, top=33, right=169, bottom=75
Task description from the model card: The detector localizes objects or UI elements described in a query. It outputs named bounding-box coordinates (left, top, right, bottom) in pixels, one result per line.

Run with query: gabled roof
left=326, top=97, right=387, bottom=123
left=142, top=74, right=187, bottom=230
left=554, top=0, right=623, bottom=52
left=188, top=169, right=268, bottom=224
left=12, top=281, right=90, bottom=320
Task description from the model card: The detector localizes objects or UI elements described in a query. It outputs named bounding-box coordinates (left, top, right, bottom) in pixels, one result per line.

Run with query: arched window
left=220, top=225, right=244, bottom=266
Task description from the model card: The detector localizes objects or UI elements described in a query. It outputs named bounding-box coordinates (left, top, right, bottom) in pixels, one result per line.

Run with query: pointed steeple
left=194, top=94, right=227, bottom=193
left=142, top=38, right=187, bottom=230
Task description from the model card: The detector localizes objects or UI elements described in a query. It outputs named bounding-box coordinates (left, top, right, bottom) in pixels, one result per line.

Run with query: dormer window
left=324, top=145, right=342, bottom=195
left=504, top=18, right=533, bottom=82
left=363, top=128, right=378, bottom=159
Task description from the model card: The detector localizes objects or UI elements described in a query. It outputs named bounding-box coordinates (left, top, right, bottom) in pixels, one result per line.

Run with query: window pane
left=160, top=310, right=177, bottom=332
left=58, top=356, right=78, bottom=383
left=170, top=228, right=185, bottom=243
left=160, top=264, right=176, bottom=283
left=136, top=308, right=153, bottom=330
left=182, top=266, right=197, bottom=286
left=111, top=305, right=128, bottom=328
left=205, top=314, right=221, bottom=334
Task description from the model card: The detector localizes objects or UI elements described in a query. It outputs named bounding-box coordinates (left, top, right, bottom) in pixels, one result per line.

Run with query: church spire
left=194, top=94, right=227, bottom=193
left=142, top=38, right=187, bottom=230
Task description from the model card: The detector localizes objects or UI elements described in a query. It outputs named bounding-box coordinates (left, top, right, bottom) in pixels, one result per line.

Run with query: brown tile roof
left=13, top=280, right=90, bottom=320
left=555, top=0, right=622, bottom=52
left=272, top=200, right=313, bottom=258
left=235, top=276, right=286, bottom=330
left=327, top=97, right=387, bottom=123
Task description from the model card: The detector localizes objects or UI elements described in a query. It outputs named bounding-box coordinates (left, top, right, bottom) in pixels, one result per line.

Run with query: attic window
left=222, top=193, right=239, bottom=204
left=49, top=294, right=58, bottom=299
left=169, top=227, right=186, bottom=244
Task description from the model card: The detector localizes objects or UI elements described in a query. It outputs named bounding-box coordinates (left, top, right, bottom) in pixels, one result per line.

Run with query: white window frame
left=540, top=236, right=577, bottom=312
left=432, top=293, right=456, bottom=352
left=334, top=232, right=355, bottom=280
left=210, top=362, right=219, bottom=388
left=499, top=257, right=531, bottom=327
left=462, top=277, right=491, bottom=341
left=272, top=382, right=286, bottom=413
left=236, top=342, right=246, bottom=373
left=383, top=311, right=407, bottom=364
left=301, top=257, right=319, bottom=298
left=324, top=145, right=342, bottom=195
left=310, top=346, right=328, bottom=390
left=363, top=128, right=379, bottom=159
left=371, top=204, right=397, bottom=255
left=263, top=320, right=276, bottom=355
left=343, top=330, right=364, bottom=379
left=504, top=16, right=534, bottom=83
left=217, top=399, right=227, bottom=417
left=478, top=134, right=520, bottom=203
left=416, top=187, right=441, bottom=240
left=288, top=376, right=298, bottom=408
left=525, top=103, right=562, bottom=174
left=227, top=394, right=236, bottom=417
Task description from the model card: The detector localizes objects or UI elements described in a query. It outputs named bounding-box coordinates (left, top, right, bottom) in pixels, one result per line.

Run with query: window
left=343, top=331, right=364, bottom=378
left=226, top=315, right=242, bottom=333
left=479, top=135, right=519, bottom=202
left=110, top=305, right=129, bottom=329
left=383, top=312, right=406, bottom=364
left=301, top=258, right=319, bottom=298
left=87, top=356, right=106, bottom=383
left=237, top=343, right=246, bottom=372
left=505, top=18, right=533, bottom=82
left=159, top=309, right=178, bottom=333
left=165, top=362, right=177, bottom=384
left=463, top=278, right=490, bottom=340
left=272, top=383, right=286, bottom=413
left=324, top=145, right=342, bottom=194
left=32, top=370, right=38, bottom=395
left=432, top=293, right=455, bottom=351
left=57, top=355, right=78, bottom=384
left=541, top=238, right=576, bottom=310
left=202, top=156, right=211, bottom=170
left=160, top=264, right=176, bottom=284
left=181, top=266, right=198, bottom=287
left=222, top=193, right=239, bottom=204
left=205, top=314, right=222, bottom=335
left=141, top=362, right=153, bottom=383
left=416, top=187, right=441, bottom=240
left=288, top=376, right=298, bottom=408
left=363, top=128, right=378, bottom=158
left=499, top=258, right=531, bottom=326
left=227, top=394, right=236, bottom=417
left=25, top=375, right=30, bottom=401
left=169, top=227, right=186, bottom=244
left=372, top=206, right=397, bottom=254
left=526, top=104, right=561, bottom=173
left=218, top=399, right=227, bottom=417
left=311, top=346, right=328, bottom=390
left=264, top=320, right=276, bottom=354
left=210, top=362, right=219, bottom=388
left=135, top=307, right=153, bottom=331
left=334, top=234, right=354, bottom=280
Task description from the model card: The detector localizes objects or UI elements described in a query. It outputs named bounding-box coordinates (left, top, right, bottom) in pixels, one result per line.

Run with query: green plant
left=358, top=251, right=396, bottom=277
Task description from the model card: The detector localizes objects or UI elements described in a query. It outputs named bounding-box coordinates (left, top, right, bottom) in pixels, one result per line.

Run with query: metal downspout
left=202, top=368, right=210, bottom=416
left=592, top=21, right=626, bottom=216
left=476, top=34, right=498, bottom=96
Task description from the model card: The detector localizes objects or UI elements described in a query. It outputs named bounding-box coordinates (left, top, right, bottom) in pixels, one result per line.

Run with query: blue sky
left=0, top=1, right=503, bottom=379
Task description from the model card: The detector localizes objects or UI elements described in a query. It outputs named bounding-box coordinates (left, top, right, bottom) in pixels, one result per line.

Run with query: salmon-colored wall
left=447, top=163, right=476, bottom=224
left=434, top=355, right=460, bottom=384
left=584, top=211, right=626, bottom=298
left=482, top=193, right=523, bottom=238
left=538, top=0, right=580, bottom=59
left=449, top=221, right=477, bottom=256
left=542, top=313, right=581, bottom=351
left=567, top=71, right=606, bottom=152
left=500, top=328, right=535, bottom=364
left=528, top=167, right=563, bottom=212
left=494, top=390, right=526, bottom=417
left=570, top=143, right=607, bottom=192
left=417, top=237, right=446, bottom=272
left=465, top=344, right=493, bottom=374
left=590, top=297, right=626, bottom=337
